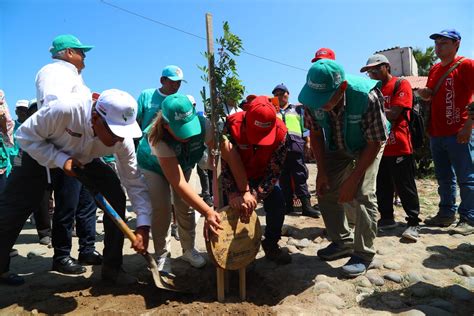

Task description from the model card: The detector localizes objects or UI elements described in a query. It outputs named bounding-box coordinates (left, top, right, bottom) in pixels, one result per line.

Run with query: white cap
left=15, top=99, right=29, bottom=108
left=186, top=94, right=196, bottom=106
left=95, top=89, right=142, bottom=138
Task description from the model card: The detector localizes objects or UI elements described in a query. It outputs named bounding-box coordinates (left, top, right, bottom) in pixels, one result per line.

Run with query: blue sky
left=1, top=0, right=473, bottom=117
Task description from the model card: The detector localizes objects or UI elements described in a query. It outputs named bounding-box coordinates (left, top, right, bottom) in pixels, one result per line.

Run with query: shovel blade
left=143, top=252, right=184, bottom=292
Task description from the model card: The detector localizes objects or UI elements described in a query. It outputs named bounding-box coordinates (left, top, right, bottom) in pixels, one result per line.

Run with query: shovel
left=72, top=167, right=181, bottom=292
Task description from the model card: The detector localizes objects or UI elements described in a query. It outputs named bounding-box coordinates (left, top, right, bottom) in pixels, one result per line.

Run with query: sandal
left=1, top=272, right=25, bottom=286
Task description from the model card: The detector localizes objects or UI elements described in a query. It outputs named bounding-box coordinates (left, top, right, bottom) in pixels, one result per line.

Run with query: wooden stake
left=217, top=267, right=225, bottom=302
left=239, top=267, right=246, bottom=301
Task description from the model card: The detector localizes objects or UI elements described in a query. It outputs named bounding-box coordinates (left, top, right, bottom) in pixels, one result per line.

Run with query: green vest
left=277, top=104, right=304, bottom=138
left=0, top=139, right=9, bottom=171
left=137, top=116, right=207, bottom=175
left=312, top=75, right=384, bottom=153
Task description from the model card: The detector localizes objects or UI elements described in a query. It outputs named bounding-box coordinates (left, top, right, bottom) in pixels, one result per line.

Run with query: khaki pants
left=140, top=168, right=196, bottom=257
left=318, top=145, right=384, bottom=261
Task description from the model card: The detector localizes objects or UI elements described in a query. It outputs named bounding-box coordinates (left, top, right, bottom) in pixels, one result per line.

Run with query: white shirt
left=16, top=96, right=152, bottom=227
left=35, top=60, right=91, bottom=108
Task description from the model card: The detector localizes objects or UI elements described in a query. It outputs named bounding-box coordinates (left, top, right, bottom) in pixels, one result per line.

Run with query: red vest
left=227, top=112, right=287, bottom=180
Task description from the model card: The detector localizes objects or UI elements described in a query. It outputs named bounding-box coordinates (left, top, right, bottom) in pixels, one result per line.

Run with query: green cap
left=161, top=94, right=201, bottom=139
left=49, top=34, right=94, bottom=55
left=298, top=59, right=346, bottom=110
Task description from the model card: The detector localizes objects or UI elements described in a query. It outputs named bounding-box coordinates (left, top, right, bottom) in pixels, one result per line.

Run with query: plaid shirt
left=309, top=88, right=388, bottom=151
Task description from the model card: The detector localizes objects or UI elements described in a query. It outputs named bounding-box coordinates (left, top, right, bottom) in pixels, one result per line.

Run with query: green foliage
left=413, top=47, right=438, bottom=76
left=199, top=21, right=245, bottom=117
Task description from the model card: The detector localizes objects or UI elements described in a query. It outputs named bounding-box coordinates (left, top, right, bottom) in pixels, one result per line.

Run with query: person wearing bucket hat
left=272, top=83, right=320, bottom=218
left=361, top=54, right=422, bottom=241
left=0, top=89, right=153, bottom=286
left=36, top=34, right=93, bottom=108
left=136, top=93, right=253, bottom=272
left=417, top=29, right=474, bottom=235
left=299, top=59, right=389, bottom=277
left=220, top=96, right=292, bottom=264
left=136, top=65, right=186, bottom=132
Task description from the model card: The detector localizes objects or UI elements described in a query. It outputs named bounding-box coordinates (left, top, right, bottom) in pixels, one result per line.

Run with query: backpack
left=393, top=78, right=425, bottom=150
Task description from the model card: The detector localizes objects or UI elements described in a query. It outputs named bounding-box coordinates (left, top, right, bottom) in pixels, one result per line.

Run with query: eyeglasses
left=72, top=48, right=85, bottom=58
left=366, top=64, right=385, bottom=75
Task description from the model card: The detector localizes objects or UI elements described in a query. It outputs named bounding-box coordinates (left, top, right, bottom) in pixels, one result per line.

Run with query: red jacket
left=227, top=111, right=287, bottom=180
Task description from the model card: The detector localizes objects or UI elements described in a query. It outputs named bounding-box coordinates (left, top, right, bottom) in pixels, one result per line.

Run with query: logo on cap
left=122, top=108, right=135, bottom=122
left=174, top=109, right=193, bottom=121
left=175, top=67, right=183, bottom=78
left=254, top=120, right=272, bottom=128
left=307, top=79, right=327, bottom=90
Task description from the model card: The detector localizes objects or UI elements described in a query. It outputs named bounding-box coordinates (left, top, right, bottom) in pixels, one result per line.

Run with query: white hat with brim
left=95, top=89, right=143, bottom=139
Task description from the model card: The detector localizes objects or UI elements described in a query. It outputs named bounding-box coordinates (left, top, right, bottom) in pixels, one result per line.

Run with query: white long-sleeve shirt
left=35, top=60, right=91, bottom=108
left=15, top=95, right=152, bottom=227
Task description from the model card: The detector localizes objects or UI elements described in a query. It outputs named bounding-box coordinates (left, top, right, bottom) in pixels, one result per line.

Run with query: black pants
left=376, top=155, right=421, bottom=226
left=32, top=187, right=52, bottom=239
left=280, top=151, right=310, bottom=205
left=0, top=153, right=126, bottom=274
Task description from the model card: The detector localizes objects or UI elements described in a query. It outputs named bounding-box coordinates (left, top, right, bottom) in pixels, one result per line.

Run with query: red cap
left=311, top=48, right=336, bottom=63
left=245, top=96, right=277, bottom=145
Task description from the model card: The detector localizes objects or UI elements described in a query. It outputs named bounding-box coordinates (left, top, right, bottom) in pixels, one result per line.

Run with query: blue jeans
left=430, top=131, right=474, bottom=223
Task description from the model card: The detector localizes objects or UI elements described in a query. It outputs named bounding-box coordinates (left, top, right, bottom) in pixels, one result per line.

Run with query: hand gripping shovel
left=72, top=167, right=181, bottom=292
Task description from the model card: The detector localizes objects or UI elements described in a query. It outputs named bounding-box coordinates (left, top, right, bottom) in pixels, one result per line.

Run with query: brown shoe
left=261, top=240, right=292, bottom=265
left=424, top=214, right=456, bottom=227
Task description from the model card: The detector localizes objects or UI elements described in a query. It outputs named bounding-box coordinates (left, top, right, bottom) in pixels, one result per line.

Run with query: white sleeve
left=114, top=138, right=152, bottom=227
left=15, top=101, right=71, bottom=169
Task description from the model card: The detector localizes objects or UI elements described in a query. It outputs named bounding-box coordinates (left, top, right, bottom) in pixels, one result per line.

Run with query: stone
left=449, top=284, right=473, bottom=300
left=398, top=310, right=424, bottom=316
left=368, top=258, right=384, bottom=270
left=356, top=293, right=370, bottom=303
left=313, top=281, right=335, bottom=293
left=376, top=248, right=388, bottom=255
left=27, top=249, right=47, bottom=259
left=296, top=238, right=311, bottom=249
left=313, top=236, right=324, bottom=244
left=314, top=274, right=329, bottom=283
left=383, top=262, right=401, bottom=270
left=287, top=237, right=298, bottom=246
left=355, top=276, right=372, bottom=288
left=366, top=273, right=385, bottom=286
left=451, top=233, right=464, bottom=239
left=405, top=271, right=424, bottom=284
left=384, top=272, right=403, bottom=283
left=318, top=293, right=345, bottom=309
left=465, top=277, right=474, bottom=289
left=453, top=264, right=474, bottom=277
left=286, top=245, right=300, bottom=254
left=179, top=309, right=191, bottom=316
left=356, top=286, right=374, bottom=294
left=429, top=299, right=454, bottom=312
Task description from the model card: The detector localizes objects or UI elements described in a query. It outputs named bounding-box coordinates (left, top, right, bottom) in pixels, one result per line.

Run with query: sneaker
left=181, top=249, right=206, bottom=268
left=449, top=221, right=474, bottom=236
left=424, top=214, right=456, bottom=227
left=0, top=272, right=25, bottom=286
left=402, top=226, right=420, bottom=241
left=125, top=211, right=134, bottom=221
left=317, top=242, right=353, bottom=261
left=9, top=248, right=18, bottom=258
left=393, top=196, right=402, bottom=206
left=97, top=214, right=104, bottom=223
left=101, top=265, right=138, bottom=285
left=203, top=195, right=214, bottom=207
left=261, top=240, right=292, bottom=265
left=377, top=218, right=398, bottom=230
left=156, top=256, right=173, bottom=275
left=341, top=255, right=372, bottom=277
left=39, top=236, right=51, bottom=246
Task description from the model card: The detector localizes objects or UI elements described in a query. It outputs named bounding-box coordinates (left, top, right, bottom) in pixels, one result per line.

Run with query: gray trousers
left=318, top=146, right=384, bottom=261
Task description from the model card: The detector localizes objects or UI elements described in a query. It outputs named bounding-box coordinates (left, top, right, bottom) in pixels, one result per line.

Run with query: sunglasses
left=366, top=64, right=386, bottom=75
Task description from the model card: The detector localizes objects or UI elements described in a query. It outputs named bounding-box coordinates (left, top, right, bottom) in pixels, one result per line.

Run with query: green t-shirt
left=136, top=88, right=167, bottom=131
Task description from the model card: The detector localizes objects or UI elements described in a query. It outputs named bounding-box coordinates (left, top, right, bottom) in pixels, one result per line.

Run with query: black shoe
left=301, top=197, right=321, bottom=218
left=102, top=265, right=137, bottom=285
left=52, top=257, right=86, bottom=274
left=317, top=242, right=353, bottom=261
left=261, top=240, right=292, bottom=265
left=377, top=218, right=398, bottom=229
left=203, top=195, right=214, bottom=207
left=425, top=214, right=456, bottom=227
left=78, top=250, right=103, bottom=265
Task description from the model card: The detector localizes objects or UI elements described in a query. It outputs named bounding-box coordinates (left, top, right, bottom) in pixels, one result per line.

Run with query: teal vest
left=137, top=116, right=207, bottom=175
left=0, top=139, right=9, bottom=171
left=277, top=105, right=304, bottom=138
left=312, top=75, right=385, bottom=153
left=137, top=89, right=167, bottom=131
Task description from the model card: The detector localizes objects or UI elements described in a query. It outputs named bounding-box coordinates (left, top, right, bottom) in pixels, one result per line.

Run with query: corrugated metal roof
left=403, top=76, right=428, bottom=89
left=375, top=46, right=414, bottom=54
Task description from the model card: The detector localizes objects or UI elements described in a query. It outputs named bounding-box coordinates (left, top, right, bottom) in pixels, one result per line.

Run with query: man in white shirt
left=0, top=89, right=152, bottom=286
left=35, top=34, right=102, bottom=275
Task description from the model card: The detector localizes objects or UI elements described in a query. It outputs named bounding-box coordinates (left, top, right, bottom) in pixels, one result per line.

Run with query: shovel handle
left=94, top=193, right=137, bottom=242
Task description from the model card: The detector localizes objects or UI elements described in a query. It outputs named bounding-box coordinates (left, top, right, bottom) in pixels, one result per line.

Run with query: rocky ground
left=1, top=164, right=473, bottom=315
